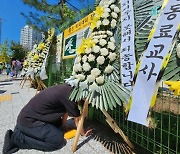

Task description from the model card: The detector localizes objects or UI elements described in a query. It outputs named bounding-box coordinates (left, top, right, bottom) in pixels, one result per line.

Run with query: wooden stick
left=28, top=77, right=33, bottom=91
left=35, top=76, right=40, bottom=95
left=21, top=77, right=27, bottom=89
left=19, top=77, right=25, bottom=86
left=72, top=100, right=89, bottom=152
left=102, top=109, right=134, bottom=149
left=39, top=80, right=47, bottom=89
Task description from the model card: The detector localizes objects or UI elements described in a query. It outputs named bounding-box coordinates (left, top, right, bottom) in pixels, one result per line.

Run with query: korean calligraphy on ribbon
left=120, top=0, right=136, bottom=90
left=128, top=0, right=180, bottom=126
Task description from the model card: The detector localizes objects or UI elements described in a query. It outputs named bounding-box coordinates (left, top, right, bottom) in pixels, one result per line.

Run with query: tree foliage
left=10, top=41, right=28, bottom=61
left=21, top=0, right=94, bottom=34
left=0, top=40, right=10, bottom=62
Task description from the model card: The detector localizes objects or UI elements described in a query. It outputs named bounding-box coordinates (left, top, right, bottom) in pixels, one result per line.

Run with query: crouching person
left=3, top=83, right=91, bottom=154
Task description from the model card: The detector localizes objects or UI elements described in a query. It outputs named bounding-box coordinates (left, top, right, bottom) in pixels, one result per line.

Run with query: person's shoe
left=2, top=130, right=19, bottom=154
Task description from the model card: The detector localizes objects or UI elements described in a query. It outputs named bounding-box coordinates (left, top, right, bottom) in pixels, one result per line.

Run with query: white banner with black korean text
left=120, top=0, right=136, bottom=91
left=56, top=33, right=63, bottom=63
left=128, top=0, right=180, bottom=126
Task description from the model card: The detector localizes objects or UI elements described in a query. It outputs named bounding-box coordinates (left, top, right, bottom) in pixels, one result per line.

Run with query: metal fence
left=93, top=90, right=179, bottom=154
left=48, top=60, right=179, bottom=154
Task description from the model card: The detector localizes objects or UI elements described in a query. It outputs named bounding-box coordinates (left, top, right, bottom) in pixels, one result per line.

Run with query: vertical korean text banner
left=128, top=0, right=180, bottom=126
left=56, top=33, right=63, bottom=63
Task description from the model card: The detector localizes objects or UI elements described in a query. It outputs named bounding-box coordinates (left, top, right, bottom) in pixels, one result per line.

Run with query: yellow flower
left=23, top=60, right=28, bottom=66
left=33, top=54, right=39, bottom=60
left=37, top=43, right=45, bottom=50
left=148, top=27, right=156, bottom=41
left=83, top=37, right=96, bottom=49
left=28, top=52, right=32, bottom=58
left=165, top=81, right=180, bottom=96
left=90, top=16, right=99, bottom=30
left=76, top=44, right=85, bottom=55
left=94, top=6, right=104, bottom=19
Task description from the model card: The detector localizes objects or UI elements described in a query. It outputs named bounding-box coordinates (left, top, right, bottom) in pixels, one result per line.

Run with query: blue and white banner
left=128, top=0, right=180, bottom=126
left=120, top=0, right=136, bottom=90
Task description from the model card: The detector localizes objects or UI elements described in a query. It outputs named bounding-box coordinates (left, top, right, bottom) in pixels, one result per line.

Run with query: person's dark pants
left=11, top=123, right=66, bottom=152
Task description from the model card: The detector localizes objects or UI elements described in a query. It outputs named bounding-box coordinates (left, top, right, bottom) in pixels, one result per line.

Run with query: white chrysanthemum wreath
left=22, top=28, right=55, bottom=79
left=66, top=0, right=130, bottom=111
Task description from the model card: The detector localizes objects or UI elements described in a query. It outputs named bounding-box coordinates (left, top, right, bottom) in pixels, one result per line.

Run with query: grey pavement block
left=88, top=139, right=109, bottom=152
left=17, top=149, right=45, bottom=154
left=0, top=113, right=14, bottom=126
left=0, top=102, right=13, bottom=111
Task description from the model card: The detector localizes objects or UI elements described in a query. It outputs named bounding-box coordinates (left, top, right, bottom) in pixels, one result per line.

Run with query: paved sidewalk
left=0, top=74, right=111, bottom=154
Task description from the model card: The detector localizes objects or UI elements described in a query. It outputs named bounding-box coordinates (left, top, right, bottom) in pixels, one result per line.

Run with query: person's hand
left=81, top=128, right=93, bottom=137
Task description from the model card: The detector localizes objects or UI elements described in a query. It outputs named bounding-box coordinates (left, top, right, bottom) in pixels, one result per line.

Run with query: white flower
left=76, top=56, right=81, bottom=63
left=104, top=8, right=111, bottom=13
left=73, top=63, right=82, bottom=72
left=75, top=74, right=85, bottom=81
left=93, top=38, right=99, bottom=43
left=34, top=68, right=38, bottom=73
left=106, top=30, right=113, bottom=36
left=87, top=75, right=96, bottom=83
left=93, top=36, right=100, bottom=39
left=103, top=5, right=110, bottom=9
left=89, top=82, right=99, bottom=92
left=99, top=1, right=104, bottom=6
left=108, top=0, right=115, bottom=5
left=104, top=65, right=114, bottom=74
left=85, top=48, right=92, bottom=54
left=83, top=63, right=91, bottom=71
left=108, top=52, right=116, bottom=61
left=177, top=43, right=180, bottom=58
left=99, top=39, right=107, bottom=46
left=33, top=44, right=38, bottom=49
left=110, top=4, right=116, bottom=9
left=100, top=48, right=109, bottom=56
left=96, top=76, right=104, bottom=85
left=91, top=32, right=95, bottom=37
left=96, top=20, right=102, bottom=28
left=88, top=54, right=95, bottom=62
left=99, top=31, right=106, bottom=34
left=82, top=55, right=87, bottom=63
left=111, top=19, right=117, bottom=28
left=102, top=12, right=110, bottom=18
left=93, top=45, right=100, bottom=53
left=102, top=35, right=108, bottom=38
left=114, top=6, right=120, bottom=13
left=108, top=41, right=116, bottom=50
left=72, top=71, right=76, bottom=76
left=111, top=12, right=118, bottom=19
left=102, top=19, right=110, bottom=26
left=110, top=37, right=115, bottom=43
left=97, top=56, right=105, bottom=65
left=91, top=68, right=101, bottom=77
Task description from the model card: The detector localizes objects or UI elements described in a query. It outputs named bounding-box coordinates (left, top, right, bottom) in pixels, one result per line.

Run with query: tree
left=21, top=0, right=94, bottom=34
left=10, top=41, right=28, bottom=61
left=0, top=40, right=10, bottom=62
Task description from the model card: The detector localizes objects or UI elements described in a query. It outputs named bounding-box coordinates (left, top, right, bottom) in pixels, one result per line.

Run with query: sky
left=0, top=0, right=95, bottom=44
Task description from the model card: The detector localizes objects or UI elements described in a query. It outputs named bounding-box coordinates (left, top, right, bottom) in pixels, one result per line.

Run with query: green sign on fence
left=63, top=35, right=77, bottom=58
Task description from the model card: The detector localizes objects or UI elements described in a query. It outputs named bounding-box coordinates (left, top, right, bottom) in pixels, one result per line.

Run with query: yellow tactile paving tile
left=0, top=94, right=12, bottom=102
